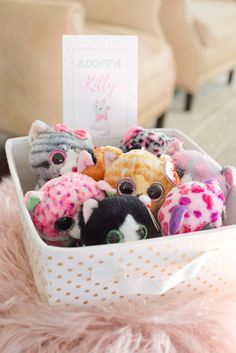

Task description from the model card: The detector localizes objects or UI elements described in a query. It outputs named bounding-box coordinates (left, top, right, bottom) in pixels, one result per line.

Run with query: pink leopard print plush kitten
left=24, top=173, right=113, bottom=247
left=158, top=180, right=226, bottom=236
left=165, top=138, right=236, bottom=199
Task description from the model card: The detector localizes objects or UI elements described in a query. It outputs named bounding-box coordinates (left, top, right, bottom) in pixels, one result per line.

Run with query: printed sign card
left=63, top=35, right=138, bottom=144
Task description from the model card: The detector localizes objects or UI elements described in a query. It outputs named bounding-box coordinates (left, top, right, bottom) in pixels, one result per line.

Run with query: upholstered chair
left=0, top=0, right=175, bottom=139
left=159, top=0, right=236, bottom=111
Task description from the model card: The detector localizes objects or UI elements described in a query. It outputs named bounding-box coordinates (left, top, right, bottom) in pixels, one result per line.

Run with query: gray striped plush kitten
left=29, top=120, right=94, bottom=189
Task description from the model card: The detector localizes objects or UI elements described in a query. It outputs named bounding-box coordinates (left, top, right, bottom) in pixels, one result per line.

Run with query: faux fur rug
left=0, top=178, right=236, bottom=353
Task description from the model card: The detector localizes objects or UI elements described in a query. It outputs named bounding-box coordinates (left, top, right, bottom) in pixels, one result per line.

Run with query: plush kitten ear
left=165, top=138, right=183, bottom=155
left=82, top=199, right=99, bottom=224
left=138, top=195, right=151, bottom=209
left=169, top=204, right=188, bottom=235
left=122, top=125, right=144, bottom=145
left=29, top=120, right=50, bottom=142
left=104, top=151, right=121, bottom=169
left=97, top=180, right=116, bottom=195
left=223, top=166, right=236, bottom=191
left=24, top=191, right=44, bottom=212
left=77, top=150, right=95, bottom=173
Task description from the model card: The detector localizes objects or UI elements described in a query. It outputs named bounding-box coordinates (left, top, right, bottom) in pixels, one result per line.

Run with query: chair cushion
left=190, top=0, right=236, bottom=47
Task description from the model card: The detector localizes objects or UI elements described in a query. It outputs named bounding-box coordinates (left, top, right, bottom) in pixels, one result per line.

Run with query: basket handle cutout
left=91, top=248, right=221, bottom=295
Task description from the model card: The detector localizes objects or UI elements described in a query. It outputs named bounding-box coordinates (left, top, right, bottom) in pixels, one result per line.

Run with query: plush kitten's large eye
left=54, top=217, right=74, bottom=232
left=136, top=225, right=147, bottom=239
left=117, top=178, right=136, bottom=195
left=147, top=183, right=164, bottom=201
left=106, top=230, right=124, bottom=244
left=50, top=150, right=66, bottom=165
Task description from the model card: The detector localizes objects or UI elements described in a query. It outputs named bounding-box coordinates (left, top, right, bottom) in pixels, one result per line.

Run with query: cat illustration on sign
left=90, top=99, right=111, bottom=136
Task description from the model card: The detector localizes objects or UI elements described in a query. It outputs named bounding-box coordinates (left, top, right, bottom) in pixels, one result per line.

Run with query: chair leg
left=228, top=70, right=234, bottom=85
left=156, top=113, right=166, bottom=128
left=185, top=93, right=194, bottom=112
left=174, top=87, right=179, bottom=95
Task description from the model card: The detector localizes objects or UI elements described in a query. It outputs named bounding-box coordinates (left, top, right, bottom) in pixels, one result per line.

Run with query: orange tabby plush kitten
left=104, top=149, right=180, bottom=215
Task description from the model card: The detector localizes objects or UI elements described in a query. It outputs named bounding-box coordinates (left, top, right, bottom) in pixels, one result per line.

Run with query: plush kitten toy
left=165, top=138, right=236, bottom=198
left=28, top=120, right=94, bottom=188
left=104, top=149, right=180, bottom=215
left=78, top=145, right=123, bottom=181
left=158, top=180, right=226, bottom=236
left=120, top=125, right=173, bottom=157
left=24, top=173, right=114, bottom=247
left=79, top=195, right=161, bottom=246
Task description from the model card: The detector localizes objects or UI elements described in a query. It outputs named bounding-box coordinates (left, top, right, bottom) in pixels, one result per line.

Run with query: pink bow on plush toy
left=54, top=124, right=88, bottom=140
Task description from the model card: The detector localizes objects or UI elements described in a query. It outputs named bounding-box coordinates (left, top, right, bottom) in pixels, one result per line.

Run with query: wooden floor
left=165, top=75, right=236, bottom=167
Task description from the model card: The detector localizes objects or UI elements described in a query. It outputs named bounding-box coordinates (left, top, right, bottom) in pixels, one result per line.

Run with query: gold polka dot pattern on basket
left=26, top=229, right=236, bottom=308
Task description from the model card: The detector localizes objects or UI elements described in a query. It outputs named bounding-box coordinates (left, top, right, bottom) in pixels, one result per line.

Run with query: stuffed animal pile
left=25, top=121, right=235, bottom=247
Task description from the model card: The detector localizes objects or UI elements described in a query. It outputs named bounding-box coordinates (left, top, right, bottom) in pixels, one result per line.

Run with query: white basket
left=5, top=129, right=236, bottom=308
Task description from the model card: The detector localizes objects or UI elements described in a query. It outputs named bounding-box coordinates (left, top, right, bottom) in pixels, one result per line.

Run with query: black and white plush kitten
left=78, top=195, right=161, bottom=246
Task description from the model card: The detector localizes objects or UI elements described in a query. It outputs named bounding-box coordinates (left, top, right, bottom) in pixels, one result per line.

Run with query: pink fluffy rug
left=0, top=177, right=236, bottom=353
